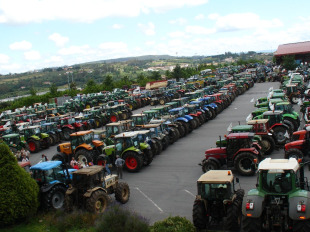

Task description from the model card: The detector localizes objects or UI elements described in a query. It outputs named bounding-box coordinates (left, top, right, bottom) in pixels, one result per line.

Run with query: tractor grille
left=265, top=195, right=289, bottom=228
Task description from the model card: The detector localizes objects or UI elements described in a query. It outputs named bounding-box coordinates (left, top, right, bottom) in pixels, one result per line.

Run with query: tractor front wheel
left=273, top=126, right=289, bottom=145
left=115, top=182, right=130, bottom=204
left=202, top=159, right=219, bottom=173
left=241, top=216, right=261, bottom=232
left=285, top=148, right=304, bottom=160
left=234, top=152, right=256, bottom=176
left=226, top=200, right=242, bottom=231
left=86, top=190, right=111, bottom=213
left=43, top=185, right=66, bottom=210
left=123, top=152, right=143, bottom=172
left=28, top=139, right=40, bottom=153
left=293, top=220, right=310, bottom=232
left=261, top=135, right=275, bottom=156
left=192, top=199, right=208, bottom=230
left=52, top=153, right=67, bottom=164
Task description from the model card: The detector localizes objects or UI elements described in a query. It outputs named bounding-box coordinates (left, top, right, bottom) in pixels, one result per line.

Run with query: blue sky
left=0, top=0, right=310, bottom=74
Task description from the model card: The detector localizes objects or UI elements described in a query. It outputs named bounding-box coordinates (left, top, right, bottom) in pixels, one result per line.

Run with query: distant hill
left=84, top=55, right=176, bottom=64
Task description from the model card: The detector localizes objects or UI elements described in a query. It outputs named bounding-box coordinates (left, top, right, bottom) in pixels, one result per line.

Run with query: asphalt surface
left=29, top=82, right=307, bottom=226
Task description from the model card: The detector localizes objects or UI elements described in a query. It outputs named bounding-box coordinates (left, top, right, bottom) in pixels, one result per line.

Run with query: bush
left=151, top=216, right=195, bottom=232
left=94, top=204, right=150, bottom=232
left=0, top=143, right=39, bottom=227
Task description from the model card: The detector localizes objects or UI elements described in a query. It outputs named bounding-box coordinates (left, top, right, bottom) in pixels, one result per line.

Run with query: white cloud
left=0, top=54, right=10, bottom=64
left=186, top=25, right=216, bottom=35
left=112, top=24, right=123, bottom=29
left=195, top=14, right=205, bottom=20
left=99, top=42, right=128, bottom=55
left=9, top=40, right=32, bottom=50
left=48, top=33, right=69, bottom=47
left=0, top=63, right=21, bottom=73
left=45, top=55, right=64, bottom=63
left=58, top=45, right=90, bottom=55
left=169, top=31, right=186, bottom=38
left=145, top=41, right=155, bottom=46
left=138, top=22, right=155, bottom=36
left=24, top=50, right=41, bottom=60
left=0, top=0, right=208, bottom=24
left=169, top=18, right=187, bottom=25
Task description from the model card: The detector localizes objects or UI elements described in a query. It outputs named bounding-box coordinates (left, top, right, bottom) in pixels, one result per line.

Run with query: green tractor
left=19, top=126, right=52, bottom=153
left=193, top=170, right=244, bottom=231
left=242, top=158, right=310, bottom=232
left=2, top=133, right=29, bottom=155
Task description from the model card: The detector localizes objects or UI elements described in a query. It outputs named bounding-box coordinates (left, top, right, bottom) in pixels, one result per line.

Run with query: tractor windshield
left=106, top=126, right=120, bottom=137
left=261, top=170, right=293, bottom=193
left=202, top=183, right=231, bottom=200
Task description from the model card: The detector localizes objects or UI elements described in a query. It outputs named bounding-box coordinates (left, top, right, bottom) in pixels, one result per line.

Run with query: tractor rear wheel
left=192, top=199, right=208, bottom=230
left=62, top=128, right=73, bottom=141
left=123, top=152, right=143, bottom=172
left=75, top=149, right=93, bottom=167
left=202, top=159, right=219, bottom=173
left=143, top=149, right=153, bottom=166
left=226, top=200, right=242, bottom=231
left=176, top=124, right=186, bottom=138
left=234, top=152, right=256, bottom=176
left=285, top=148, right=304, bottom=160
left=181, top=122, right=190, bottom=135
left=284, top=117, right=298, bottom=131
left=115, top=182, right=130, bottom=204
left=28, top=139, right=40, bottom=153
left=154, top=139, right=163, bottom=154
left=241, top=216, right=261, bottom=232
left=273, top=126, right=289, bottom=145
left=86, top=190, right=111, bottom=213
left=52, top=153, right=67, bottom=164
left=43, top=185, right=66, bottom=210
left=64, top=194, right=74, bottom=212
left=162, top=136, right=169, bottom=150
left=261, top=135, right=275, bottom=156
left=110, top=114, right=119, bottom=123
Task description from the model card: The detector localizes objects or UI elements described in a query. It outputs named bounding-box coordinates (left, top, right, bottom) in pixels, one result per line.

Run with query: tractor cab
left=131, top=114, right=148, bottom=127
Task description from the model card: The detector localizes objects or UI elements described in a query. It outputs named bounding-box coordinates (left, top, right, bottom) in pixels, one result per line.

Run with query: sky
left=0, top=0, right=310, bottom=74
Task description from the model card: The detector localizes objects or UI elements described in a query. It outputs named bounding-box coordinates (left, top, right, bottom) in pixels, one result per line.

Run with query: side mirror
left=236, top=178, right=239, bottom=183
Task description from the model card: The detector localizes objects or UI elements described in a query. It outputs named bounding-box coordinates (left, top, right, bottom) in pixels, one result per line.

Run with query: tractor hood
left=285, top=140, right=304, bottom=150
left=205, top=147, right=226, bottom=155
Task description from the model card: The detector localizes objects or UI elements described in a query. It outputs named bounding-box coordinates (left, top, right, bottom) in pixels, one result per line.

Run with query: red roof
left=274, top=41, right=310, bottom=56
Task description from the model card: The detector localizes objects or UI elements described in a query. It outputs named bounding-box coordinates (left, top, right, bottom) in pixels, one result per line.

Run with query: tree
left=83, top=79, right=99, bottom=94
left=70, top=82, right=77, bottom=90
left=0, top=143, right=39, bottom=226
left=149, top=71, right=161, bottom=81
left=29, top=87, right=37, bottom=96
left=49, top=83, right=58, bottom=96
left=171, top=64, right=182, bottom=82
left=103, top=75, right=114, bottom=91
left=282, top=55, right=297, bottom=71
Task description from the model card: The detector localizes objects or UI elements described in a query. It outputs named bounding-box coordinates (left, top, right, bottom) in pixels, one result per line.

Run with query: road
left=29, top=82, right=306, bottom=225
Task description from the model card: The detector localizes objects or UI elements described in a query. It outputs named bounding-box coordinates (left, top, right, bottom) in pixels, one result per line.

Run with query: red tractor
left=200, top=132, right=261, bottom=176
left=284, top=136, right=310, bottom=160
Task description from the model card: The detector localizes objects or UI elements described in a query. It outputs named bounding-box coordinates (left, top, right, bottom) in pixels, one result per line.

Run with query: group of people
left=14, top=147, right=31, bottom=162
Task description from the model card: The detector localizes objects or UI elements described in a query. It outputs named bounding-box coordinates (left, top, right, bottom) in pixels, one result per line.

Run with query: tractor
left=65, top=165, right=130, bottom=213
left=284, top=133, right=310, bottom=159
left=2, top=133, right=29, bottom=155
left=242, top=158, right=310, bottom=232
left=52, top=130, right=105, bottom=166
left=193, top=170, right=244, bottom=231
left=200, top=132, right=261, bottom=176
left=30, top=161, right=75, bottom=210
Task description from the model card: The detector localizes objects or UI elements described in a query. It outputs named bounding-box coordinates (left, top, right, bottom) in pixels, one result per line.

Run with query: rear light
left=246, top=213, right=252, bottom=217
left=246, top=202, right=254, bottom=210
left=297, top=203, right=306, bottom=212
left=300, top=216, right=306, bottom=220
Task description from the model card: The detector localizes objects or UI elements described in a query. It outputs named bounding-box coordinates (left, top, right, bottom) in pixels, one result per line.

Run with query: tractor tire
left=143, top=149, right=153, bottom=166
left=234, top=152, right=256, bottom=176
left=43, top=184, right=66, bottom=210
left=192, top=199, right=208, bottom=230
left=209, top=107, right=216, bottom=119
left=235, top=189, right=245, bottom=202
left=181, top=122, right=190, bottom=135
left=284, top=117, right=298, bottom=132
left=52, top=153, right=67, bottom=164
left=198, top=114, right=205, bottom=125
left=226, top=200, right=242, bottom=231
left=48, top=134, right=56, bottom=146
left=45, top=137, right=52, bottom=148
left=75, top=149, right=93, bottom=167
left=28, top=139, right=40, bottom=153
left=86, top=190, right=111, bottom=213
left=150, top=142, right=159, bottom=157
left=123, top=152, right=143, bottom=172
left=283, top=119, right=295, bottom=133
left=285, top=148, right=304, bottom=160
left=169, top=128, right=178, bottom=144
left=159, top=98, right=166, bottom=105
left=241, top=216, right=261, bottom=232
left=62, top=128, right=73, bottom=141
left=154, top=139, right=163, bottom=154
left=115, top=182, right=130, bottom=204
left=261, top=135, right=275, bottom=156
left=202, top=159, right=219, bottom=173
left=190, top=118, right=199, bottom=130
left=95, top=119, right=101, bottom=128
left=53, top=134, right=60, bottom=144
left=121, top=112, right=128, bottom=120
left=177, top=124, right=186, bottom=138
left=161, top=136, right=169, bottom=150
left=110, top=114, right=119, bottom=123
left=273, top=126, right=289, bottom=145
left=293, top=220, right=310, bottom=232
left=172, top=128, right=180, bottom=142
left=150, top=100, right=155, bottom=106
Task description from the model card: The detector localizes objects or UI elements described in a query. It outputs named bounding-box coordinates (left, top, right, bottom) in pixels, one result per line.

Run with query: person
left=21, top=155, right=29, bottom=162
left=115, top=155, right=125, bottom=179
left=88, top=159, right=94, bottom=166
left=102, top=155, right=111, bottom=175
left=41, top=154, right=48, bottom=162
left=24, top=149, right=31, bottom=159
left=70, top=157, right=77, bottom=168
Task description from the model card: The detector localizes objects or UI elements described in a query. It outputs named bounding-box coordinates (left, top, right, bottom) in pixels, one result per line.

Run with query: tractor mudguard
left=176, top=117, right=188, bottom=123
left=103, top=145, right=115, bottom=156
left=84, top=187, right=107, bottom=198
left=139, top=142, right=149, bottom=150
left=271, top=123, right=290, bottom=130
left=283, top=113, right=298, bottom=120
left=233, top=148, right=259, bottom=159
left=41, top=182, right=64, bottom=193
left=242, top=191, right=265, bottom=217
left=64, top=125, right=75, bottom=130
left=58, top=142, right=72, bottom=155
left=41, top=133, right=50, bottom=139
left=92, top=140, right=104, bottom=147
left=31, top=135, right=41, bottom=140
left=184, top=115, right=193, bottom=120
left=206, top=157, right=221, bottom=167
left=284, top=140, right=304, bottom=151
left=75, top=144, right=93, bottom=154
left=289, top=191, right=310, bottom=220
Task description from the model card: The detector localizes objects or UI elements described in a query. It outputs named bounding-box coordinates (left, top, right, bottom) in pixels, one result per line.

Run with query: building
left=274, top=41, right=310, bottom=64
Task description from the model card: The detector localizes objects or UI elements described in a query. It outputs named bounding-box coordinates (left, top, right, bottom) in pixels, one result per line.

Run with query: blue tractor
left=30, top=161, right=76, bottom=210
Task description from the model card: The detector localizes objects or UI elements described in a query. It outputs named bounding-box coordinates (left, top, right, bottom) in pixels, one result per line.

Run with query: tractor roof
left=263, top=110, right=283, bottom=116
left=115, top=131, right=138, bottom=138
left=198, top=170, right=234, bottom=184
left=140, top=123, right=161, bottom=129
left=106, top=122, right=122, bottom=126
left=72, top=165, right=104, bottom=175
left=3, top=133, right=20, bottom=138
left=131, top=114, right=145, bottom=117
left=231, top=125, right=253, bottom=131
left=135, top=130, right=150, bottom=135
left=70, top=130, right=93, bottom=136
left=247, top=119, right=269, bottom=125
left=258, top=158, right=299, bottom=172
left=226, top=132, right=255, bottom=139
left=30, top=161, right=62, bottom=170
